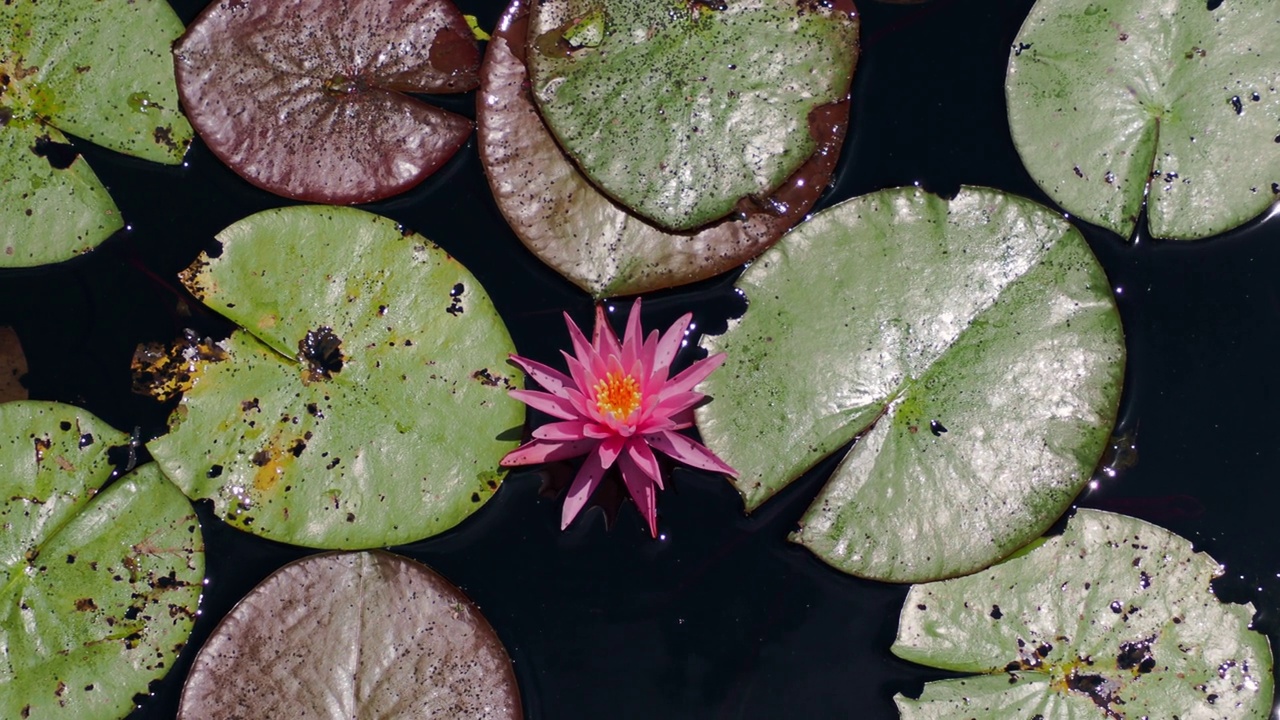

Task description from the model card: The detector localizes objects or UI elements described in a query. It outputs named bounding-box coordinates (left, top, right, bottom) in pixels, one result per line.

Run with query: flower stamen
left=593, top=371, right=641, bottom=420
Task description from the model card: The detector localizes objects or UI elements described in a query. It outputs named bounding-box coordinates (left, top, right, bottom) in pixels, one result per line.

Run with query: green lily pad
left=478, top=0, right=853, bottom=298
left=1006, top=0, right=1280, bottom=240
left=144, top=206, right=523, bottom=549
left=0, top=0, right=192, bottom=267
left=525, top=0, right=858, bottom=231
left=892, top=509, right=1274, bottom=719
left=696, top=186, right=1125, bottom=582
left=178, top=551, right=522, bottom=719
left=0, top=401, right=204, bottom=720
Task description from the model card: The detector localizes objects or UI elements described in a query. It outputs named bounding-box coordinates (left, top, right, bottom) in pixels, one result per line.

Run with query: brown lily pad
left=178, top=551, right=522, bottom=719
left=0, top=327, right=28, bottom=403
left=476, top=0, right=855, bottom=298
left=174, top=0, right=480, bottom=204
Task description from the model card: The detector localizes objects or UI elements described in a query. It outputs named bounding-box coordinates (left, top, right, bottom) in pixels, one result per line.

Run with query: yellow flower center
left=593, top=371, right=642, bottom=420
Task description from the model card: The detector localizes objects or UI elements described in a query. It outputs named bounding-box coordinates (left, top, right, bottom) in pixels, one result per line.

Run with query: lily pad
left=478, top=0, right=854, bottom=298
left=1006, top=0, right=1280, bottom=240
left=0, top=326, right=28, bottom=402
left=144, top=206, right=523, bottom=549
left=525, top=0, right=859, bottom=231
left=174, top=0, right=480, bottom=204
left=0, top=401, right=204, bottom=720
left=1, top=0, right=192, bottom=266
left=178, top=551, right=521, bottom=719
left=696, top=186, right=1125, bottom=582
left=892, top=509, right=1274, bottom=719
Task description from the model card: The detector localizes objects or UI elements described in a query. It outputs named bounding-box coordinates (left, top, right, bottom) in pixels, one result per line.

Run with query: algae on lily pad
left=478, top=0, right=854, bottom=297
left=893, top=509, right=1274, bottom=719
left=525, top=0, right=859, bottom=231
left=178, top=551, right=521, bottom=719
left=143, top=206, right=523, bottom=549
left=0, top=402, right=204, bottom=720
left=174, top=0, right=480, bottom=204
left=0, top=0, right=192, bottom=266
left=696, top=187, right=1124, bottom=582
left=1007, top=0, right=1280, bottom=240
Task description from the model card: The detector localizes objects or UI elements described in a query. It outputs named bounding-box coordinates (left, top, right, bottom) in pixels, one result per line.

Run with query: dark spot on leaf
left=207, top=464, right=223, bottom=478
left=78, top=433, right=93, bottom=448
left=31, top=135, right=79, bottom=170
left=1109, top=600, right=1123, bottom=613
left=1207, top=0, right=1223, bottom=9
left=299, top=327, right=344, bottom=382
left=929, top=420, right=947, bottom=436
left=66, top=554, right=75, bottom=564
left=59, top=421, right=72, bottom=431
left=1073, top=165, right=1084, bottom=178
left=346, top=512, right=356, bottom=522
left=1230, top=95, right=1243, bottom=114
left=289, top=439, right=307, bottom=457
left=75, top=597, right=97, bottom=611
left=990, top=604, right=1003, bottom=619
left=241, top=398, right=260, bottom=412
left=251, top=450, right=271, bottom=466
left=471, top=492, right=481, bottom=502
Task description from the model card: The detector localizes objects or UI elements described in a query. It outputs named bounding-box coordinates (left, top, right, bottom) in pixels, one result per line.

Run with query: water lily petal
left=660, top=352, right=726, bottom=398
left=509, top=354, right=574, bottom=397
left=618, top=448, right=658, bottom=537
left=509, top=388, right=580, bottom=421
left=532, top=420, right=594, bottom=441
left=651, top=390, right=705, bottom=417
left=501, top=437, right=598, bottom=466
left=651, top=312, right=693, bottom=381
left=597, top=433, right=626, bottom=469
left=627, top=439, right=664, bottom=491
left=620, top=299, right=644, bottom=371
left=593, top=304, right=623, bottom=360
left=561, top=445, right=609, bottom=530
left=564, top=311, right=605, bottom=378
left=648, top=429, right=737, bottom=477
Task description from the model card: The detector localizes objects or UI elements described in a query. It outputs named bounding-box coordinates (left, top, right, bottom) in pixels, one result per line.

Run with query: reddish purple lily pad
left=178, top=551, right=522, bottom=719
left=174, top=0, right=480, bottom=204
left=477, top=0, right=854, bottom=298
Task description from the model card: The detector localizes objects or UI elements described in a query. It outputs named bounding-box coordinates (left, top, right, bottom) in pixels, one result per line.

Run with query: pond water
left=2, top=0, right=1277, bottom=717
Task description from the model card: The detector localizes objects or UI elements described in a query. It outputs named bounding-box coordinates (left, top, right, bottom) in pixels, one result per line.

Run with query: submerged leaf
left=893, top=509, right=1273, bottom=719
left=0, top=326, right=28, bottom=402
left=174, top=0, right=480, bottom=204
left=0, top=0, right=190, bottom=266
left=478, top=0, right=853, bottom=297
left=145, top=206, right=523, bottom=549
left=0, top=402, right=203, bottom=720
left=1007, top=0, right=1280, bottom=240
left=178, top=551, right=522, bottom=719
left=525, top=0, right=859, bottom=231
left=697, top=187, right=1125, bottom=582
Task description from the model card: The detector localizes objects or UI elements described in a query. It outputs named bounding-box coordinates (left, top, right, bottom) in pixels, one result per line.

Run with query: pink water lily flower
left=501, top=300, right=737, bottom=537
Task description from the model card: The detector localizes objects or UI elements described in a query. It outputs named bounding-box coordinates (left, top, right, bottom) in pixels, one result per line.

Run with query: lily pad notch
left=143, top=205, right=524, bottom=549
left=174, top=0, right=483, bottom=204
left=1007, top=0, right=1280, bottom=240
left=893, top=509, right=1274, bottom=719
left=0, top=0, right=193, bottom=266
left=696, top=186, right=1126, bottom=582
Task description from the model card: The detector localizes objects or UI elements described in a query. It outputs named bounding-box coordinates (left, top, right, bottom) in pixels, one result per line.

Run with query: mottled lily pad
left=478, top=0, right=853, bottom=298
left=0, top=402, right=204, bottom=720
left=144, top=206, right=523, bottom=549
left=893, top=509, right=1274, bottom=719
left=1007, top=0, right=1280, bottom=240
left=526, top=0, right=858, bottom=231
left=697, top=187, right=1125, bottom=582
left=174, top=0, right=480, bottom=204
left=0, top=0, right=192, bottom=266
left=178, top=551, right=522, bottom=719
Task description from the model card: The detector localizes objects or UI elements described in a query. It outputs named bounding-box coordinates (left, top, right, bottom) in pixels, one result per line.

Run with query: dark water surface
left=2, top=0, right=1278, bottom=717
